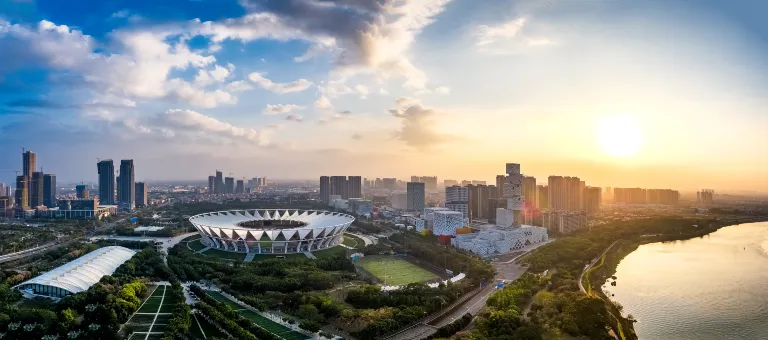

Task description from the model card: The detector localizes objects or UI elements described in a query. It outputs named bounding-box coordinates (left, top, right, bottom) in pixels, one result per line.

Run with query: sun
left=596, top=114, right=644, bottom=158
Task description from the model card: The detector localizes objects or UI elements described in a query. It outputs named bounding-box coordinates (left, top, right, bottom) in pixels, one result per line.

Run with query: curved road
left=579, top=240, right=619, bottom=294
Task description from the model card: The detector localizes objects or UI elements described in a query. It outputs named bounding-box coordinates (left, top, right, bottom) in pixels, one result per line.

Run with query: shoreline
left=593, top=216, right=768, bottom=339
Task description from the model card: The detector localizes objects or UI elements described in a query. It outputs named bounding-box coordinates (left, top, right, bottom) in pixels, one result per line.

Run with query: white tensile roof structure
left=14, top=246, right=136, bottom=296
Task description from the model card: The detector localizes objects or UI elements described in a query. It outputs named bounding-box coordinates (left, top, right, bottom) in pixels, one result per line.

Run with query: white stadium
left=189, top=209, right=355, bottom=254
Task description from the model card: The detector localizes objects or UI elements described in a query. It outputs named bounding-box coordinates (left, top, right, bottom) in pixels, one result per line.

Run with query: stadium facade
left=189, top=209, right=355, bottom=254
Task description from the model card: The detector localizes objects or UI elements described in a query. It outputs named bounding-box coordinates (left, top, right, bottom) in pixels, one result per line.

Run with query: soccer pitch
left=357, top=256, right=439, bottom=286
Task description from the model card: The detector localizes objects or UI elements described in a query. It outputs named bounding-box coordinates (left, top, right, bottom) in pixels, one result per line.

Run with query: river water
left=606, top=221, right=768, bottom=340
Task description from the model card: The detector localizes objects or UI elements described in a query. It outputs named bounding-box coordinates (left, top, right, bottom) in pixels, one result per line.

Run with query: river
left=606, top=221, right=768, bottom=340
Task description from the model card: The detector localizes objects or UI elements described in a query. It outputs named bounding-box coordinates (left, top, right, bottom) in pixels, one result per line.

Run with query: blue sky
left=1, top=0, right=767, bottom=191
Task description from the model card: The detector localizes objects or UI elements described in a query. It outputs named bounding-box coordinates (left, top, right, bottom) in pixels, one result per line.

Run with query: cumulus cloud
left=284, top=113, right=304, bottom=122
left=195, top=64, right=234, bottom=86
left=475, top=17, right=527, bottom=46
left=388, top=97, right=452, bottom=148
left=262, top=104, right=303, bottom=115
left=225, top=80, right=254, bottom=92
left=166, top=78, right=237, bottom=108
left=434, top=86, right=451, bottom=94
left=248, top=72, right=313, bottom=93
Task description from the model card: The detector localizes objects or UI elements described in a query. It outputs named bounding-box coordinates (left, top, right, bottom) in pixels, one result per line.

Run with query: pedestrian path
left=244, top=253, right=257, bottom=262
left=303, top=252, right=317, bottom=259
left=197, top=247, right=211, bottom=254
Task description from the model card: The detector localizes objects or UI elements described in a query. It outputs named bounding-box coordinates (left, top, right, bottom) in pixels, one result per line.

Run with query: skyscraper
left=235, top=180, right=245, bottom=194
left=97, top=160, right=115, bottom=205
left=445, top=185, right=469, bottom=219
left=468, top=184, right=493, bottom=220
left=0, top=183, right=6, bottom=198
left=548, top=176, right=582, bottom=211
left=497, top=163, right=525, bottom=227
left=215, top=171, right=224, bottom=194
left=382, top=178, right=396, bottom=190
left=347, top=176, right=362, bottom=199
left=406, top=182, right=425, bottom=211
left=330, top=176, right=348, bottom=199
left=22, top=151, right=36, bottom=178
left=135, top=182, right=148, bottom=207
left=319, top=176, right=330, bottom=202
left=537, top=185, right=549, bottom=209
left=208, top=176, right=216, bottom=194
left=15, top=176, right=28, bottom=208
left=43, top=174, right=56, bottom=207
left=118, top=160, right=135, bottom=211
left=4, top=185, right=11, bottom=198
left=76, top=185, right=90, bottom=200
left=583, top=186, right=601, bottom=214
left=496, top=175, right=505, bottom=198
left=522, top=176, right=537, bottom=208
left=30, top=172, right=44, bottom=207
left=224, top=177, right=235, bottom=194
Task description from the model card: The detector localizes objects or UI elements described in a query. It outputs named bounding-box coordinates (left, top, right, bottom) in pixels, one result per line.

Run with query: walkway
left=302, top=252, right=317, bottom=259
left=244, top=253, right=257, bottom=262
left=347, top=232, right=377, bottom=246
left=578, top=240, right=619, bottom=294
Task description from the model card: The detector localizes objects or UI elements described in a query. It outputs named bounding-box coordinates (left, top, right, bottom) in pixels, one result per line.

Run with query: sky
left=1, top=0, right=767, bottom=192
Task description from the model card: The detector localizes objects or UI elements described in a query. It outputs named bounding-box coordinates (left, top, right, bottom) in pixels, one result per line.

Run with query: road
left=391, top=240, right=553, bottom=340
left=578, top=240, right=619, bottom=294
left=90, top=232, right=198, bottom=266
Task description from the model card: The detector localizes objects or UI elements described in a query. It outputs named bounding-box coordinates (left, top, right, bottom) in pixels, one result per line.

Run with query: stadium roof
left=15, top=246, right=136, bottom=295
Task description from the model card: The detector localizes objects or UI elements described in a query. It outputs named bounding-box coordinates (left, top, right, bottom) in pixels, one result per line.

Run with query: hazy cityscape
left=2, top=0, right=768, bottom=340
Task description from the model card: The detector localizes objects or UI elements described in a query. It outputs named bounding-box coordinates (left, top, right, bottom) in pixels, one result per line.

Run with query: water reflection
left=607, top=222, right=768, bottom=340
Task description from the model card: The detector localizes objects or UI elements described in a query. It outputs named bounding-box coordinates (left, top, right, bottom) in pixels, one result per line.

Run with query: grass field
left=205, top=291, right=308, bottom=340
left=356, top=255, right=439, bottom=286
left=124, top=285, right=174, bottom=340
left=187, top=239, right=207, bottom=251
left=200, top=248, right=246, bottom=261
left=341, top=233, right=365, bottom=248
left=249, top=253, right=308, bottom=262
left=313, top=245, right=348, bottom=258
left=190, top=313, right=227, bottom=339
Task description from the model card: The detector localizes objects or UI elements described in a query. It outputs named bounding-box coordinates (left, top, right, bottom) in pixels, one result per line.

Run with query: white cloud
left=248, top=72, right=313, bottom=93
left=157, top=109, right=270, bottom=145
left=195, top=64, right=232, bottom=86
left=285, top=113, right=304, bottom=122
left=434, top=86, right=451, bottom=95
left=166, top=78, right=237, bottom=108
left=354, top=84, right=369, bottom=99
left=475, top=17, right=527, bottom=46
left=388, top=97, right=453, bottom=148
left=262, top=104, right=304, bottom=115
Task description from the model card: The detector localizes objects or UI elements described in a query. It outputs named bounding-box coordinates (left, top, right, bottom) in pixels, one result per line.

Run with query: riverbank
left=586, top=215, right=768, bottom=339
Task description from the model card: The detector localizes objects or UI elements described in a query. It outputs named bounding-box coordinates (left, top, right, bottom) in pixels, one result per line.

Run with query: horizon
left=1, top=0, right=767, bottom=192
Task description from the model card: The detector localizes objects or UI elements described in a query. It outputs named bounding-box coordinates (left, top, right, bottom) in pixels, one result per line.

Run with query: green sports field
left=356, top=255, right=439, bottom=286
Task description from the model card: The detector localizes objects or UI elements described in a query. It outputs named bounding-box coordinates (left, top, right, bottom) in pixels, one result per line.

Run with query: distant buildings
left=543, top=211, right=588, bottom=234
left=445, top=185, right=469, bottom=219
left=43, top=174, right=56, bottom=208
left=208, top=176, right=216, bottom=194
left=468, top=184, right=494, bottom=220
left=319, top=176, right=330, bottom=202
left=547, top=176, right=582, bottom=211
left=382, top=178, right=397, bottom=190
left=698, top=189, right=714, bottom=205
left=347, top=176, right=362, bottom=199
left=522, top=176, right=537, bottom=208
left=537, top=185, right=549, bottom=209
left=135, top=182, right=148, bottom=207
left=76, top=185, right=90, bottom=200
left=406, top=182, right=425, bottom=211
left=30, top=172, right=44, bottom=207
left=390, top=192, right=408, bottom=210
left=215, top=171, right=224, bottom=194
left=118, top=160, right=135, bottom=211
left=15, top=175, right=28, bottom=209
left=583, top=186, right=601, bottom=214
left=453, top=225, right=548, bottom=257
left=411, top=176, right=438, bottom=191
left=613, top=187, right=679, bottom=205
left=97, top=160, right=116, bottom=205
left=235, top=180, right=245, bottom=194
left=224, top=177, right=235, bottom=194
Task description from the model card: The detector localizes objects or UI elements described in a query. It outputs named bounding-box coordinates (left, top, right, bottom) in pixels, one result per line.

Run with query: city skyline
left=1, top=0, right=767, bottom=192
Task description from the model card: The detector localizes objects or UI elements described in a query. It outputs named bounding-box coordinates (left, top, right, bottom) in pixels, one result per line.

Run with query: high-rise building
left=30, top=172, right=44, bottom=207
left=614, top=188, right=647, bottom=204
left=548, top=176, right=582, bottom=211
left=537, top=185, right=549, bottom=209
left=496, top=175, right=506, bottom=198
left=208, top=176, right=216, bottom=194
left=4, top=185, right=11, bottom=198
left=319, top=176, right=330, bottom=202
left=97, top=160, right=115, bottom=205
left=543, top=211, right=588, bottom=234
left=22, top=151, right=36, bottom=178
left=461, top=180, right=472, bottom=186
left=406, top=182, right=425, bottom=211
left=468, top=184, right=493, bottom=220
left=118, top=160, right=135, bottom=211
left=382, top=178, right=396, bottom=190
left=444, top=179, right=459, bottom=187
left=135, top=182, right=148, bottom=207
left=224, top=177, right=235, bottom=194
left=76, top=185, right=90, bottom=200
left=522, top=176, right=537, bottom=208
left=215, top=171, right=224, bottom=194
left=43, top=174, right=56, bottom=207
left=471, top=180, right=486, bottom=185
left=698, top=189, right=714, bottom=205
left=347, top=176, right=362, bottom=199
left=445, top=185, right=469, bottom=219
left=498, top=163, right=525, bottom=226
left=330, top=176, right=348, bottom=199
left=646, top=189, right=679, bottom=205
left=391, top=192, right=408, bottom=209
left=235, top=180, right=245, bottom=194
left=374, top=178, right=383, bottom=189
left=0, top=183, right=6, bottom=199
left=583, top=186, right=601, bottom=214
left=15, top=176, right=28, bottom=208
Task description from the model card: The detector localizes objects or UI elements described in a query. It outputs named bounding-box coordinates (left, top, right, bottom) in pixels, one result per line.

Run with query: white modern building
left=452, top=225, right=548, bottom=257
left=14, top=246, right=136, bottom=299
left=432, top=211, right=464, bottom=236
left=445, top=186, right=469, bottom=219
left=189, top=209, right=355, bottom=254
left=424, top=207, right=452, bottom=230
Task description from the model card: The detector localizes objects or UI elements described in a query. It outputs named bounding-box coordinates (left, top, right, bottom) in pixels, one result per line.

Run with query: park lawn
left=206, top=291, right=308, bottom=340
left=187, top=239, right=207, bottom=251
left=137, top=297, right=163, bottom=313
left=313, top=246, right=348, bottom=259
left=342, top=233, right=364, bottom=248
left=200, top=248, right=246, bottom=261
left=191, top=313, right=227, bottom=339
left=357, top=255, right=439, bottom=286
left=249, top=253, right=308, bottom=261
